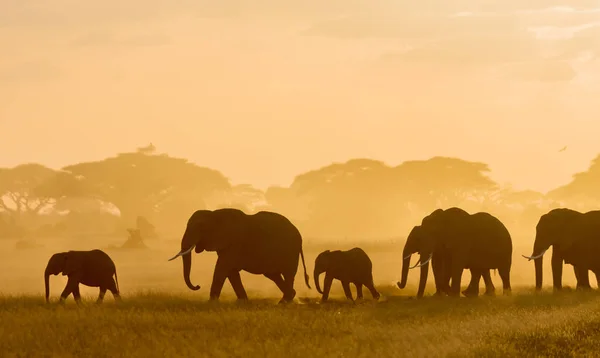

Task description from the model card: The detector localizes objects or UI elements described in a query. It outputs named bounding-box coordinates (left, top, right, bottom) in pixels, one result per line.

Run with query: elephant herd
left=44, top=207, right=600, bottom=304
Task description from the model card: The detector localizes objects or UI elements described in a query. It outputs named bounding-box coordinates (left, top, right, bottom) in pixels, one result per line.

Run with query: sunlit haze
left=5, top=3, right=600, bottom=356
left=2, top=1, right=600, bottom=192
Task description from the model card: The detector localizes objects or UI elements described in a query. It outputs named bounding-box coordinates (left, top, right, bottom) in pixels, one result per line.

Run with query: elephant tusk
left=181, top=245, right=195, bottom=255
left=167, top=245, right=196, bottom=261
left=522, top=249, right=547, bottom=261
left=409, top=254, right=432, bottom=269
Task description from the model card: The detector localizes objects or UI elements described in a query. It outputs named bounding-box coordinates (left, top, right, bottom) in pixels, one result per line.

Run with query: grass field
left=2, top=290, right=600, bottom=357
left=1, top=236, right=598, bottom=357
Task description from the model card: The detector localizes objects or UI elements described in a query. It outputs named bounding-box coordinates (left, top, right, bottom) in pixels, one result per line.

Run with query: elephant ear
left=322, top=250, right=338, bottom=270
left=316, top=250, right=331, bottom=265
left=552, top=210, right=584, bottom=250
left=181, top=211, right=215, bottom=251
left=62, top=252, right=82, bottom=276
left=421, top=211, right=448, bottom=249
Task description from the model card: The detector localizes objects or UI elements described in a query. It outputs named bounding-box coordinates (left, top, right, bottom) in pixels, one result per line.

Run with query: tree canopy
left=62, top=148, right=232, bottom=227
left=264, top=156, right=498, bottom=238
left=4, top=146, right=600, bottom=241
left=0, top=164, right=70, bottom=220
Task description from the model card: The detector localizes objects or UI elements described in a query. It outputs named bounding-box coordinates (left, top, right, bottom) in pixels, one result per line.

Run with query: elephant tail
left=300, top=247, right=311, bottom=289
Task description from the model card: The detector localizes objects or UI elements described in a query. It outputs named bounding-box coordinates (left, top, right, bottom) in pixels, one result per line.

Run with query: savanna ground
left=1, top=234, right=598, bottom=357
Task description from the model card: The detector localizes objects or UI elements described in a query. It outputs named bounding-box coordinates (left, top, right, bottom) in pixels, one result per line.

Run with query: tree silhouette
left=265, top=156, right=499, bottom=239
left=392, top=156, right=497, bottom=211
left=62, top=147, right=231, bottom=227
left=0, top=164, right=72, bottom=224
left=547, top=154, right=600, bottom=209
left=0, top=147, right=579, bottom=240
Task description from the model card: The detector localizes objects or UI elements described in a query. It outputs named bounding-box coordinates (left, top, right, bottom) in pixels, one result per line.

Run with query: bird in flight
left=558, top=146, right=567, bottom=152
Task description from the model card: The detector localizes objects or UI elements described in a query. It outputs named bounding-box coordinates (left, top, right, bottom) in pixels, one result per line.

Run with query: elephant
left=44, top=249, right=120, bottom=304
left=313, top=247, right=380, bottom=302
left=168, top=208, right=311, bottom=303
left=522, top=208, right=600, bottom=291
left=397, top=207, right=512, bottom=298
left=397, top=225, right=496, bottom=298
left=397, top=225, right=495, bottom=297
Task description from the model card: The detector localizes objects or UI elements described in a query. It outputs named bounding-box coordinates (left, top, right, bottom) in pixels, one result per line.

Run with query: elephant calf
left=314, top=247, right=380, bottom=302
left=44, top=249, right=121, bottom=304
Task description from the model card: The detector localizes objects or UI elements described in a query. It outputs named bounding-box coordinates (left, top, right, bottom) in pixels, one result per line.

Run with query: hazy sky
left=2, top=1, right=600, bottom=192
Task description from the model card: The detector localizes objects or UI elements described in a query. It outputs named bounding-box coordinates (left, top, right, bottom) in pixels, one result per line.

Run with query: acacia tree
left=265, top=156, right=500, bottom=239
left=265, top=159, right=411, bottom=239
left=0, top=164, right=74, bottom=225
left=62, top=146, right=232, bottom=230
left=392, top=156, right=497, bottom=213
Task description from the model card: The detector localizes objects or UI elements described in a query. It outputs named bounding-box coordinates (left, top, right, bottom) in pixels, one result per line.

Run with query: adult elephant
left=397, top=224, right=496, bottom=298
left=168, top=208, right=311, bottom=303
left=522, top=208, right=600, bottom=291
left=398, top=207, right=512, bottom=298
left=44, top=249, right=120, bottom=304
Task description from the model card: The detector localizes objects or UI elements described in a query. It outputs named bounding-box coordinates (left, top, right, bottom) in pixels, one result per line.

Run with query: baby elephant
left=314, top=247, right=380, bottom=302
left=44, top=249, right=121, bottom=304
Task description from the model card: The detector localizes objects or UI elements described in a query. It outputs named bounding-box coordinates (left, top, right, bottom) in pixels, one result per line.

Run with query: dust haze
left=2, top=0, right=600, bottom=301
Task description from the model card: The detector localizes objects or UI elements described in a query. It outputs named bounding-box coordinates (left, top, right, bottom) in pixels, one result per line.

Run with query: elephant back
left=238, top=211, right=304, bottom=271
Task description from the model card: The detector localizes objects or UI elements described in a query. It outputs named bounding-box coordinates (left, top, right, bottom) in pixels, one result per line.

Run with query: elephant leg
left=499, top=266, right=511, bottom=296
left=449, top=266, right=463, bottom=297
left=365, top=280, right=380, bottom=300
left=228, top=271, right=248, bottom=300
left=441, top=255, right=453, bottom=295
left=355, top=283, right=364, bottom=300
left=551, top=250, right=563, bottom=291
left=341, top=281, right=354, bottom=302
left=431, top=253, right=445, bottom=296
left=72, top=285, right=82, bottom=304
left=264, top=273, right=287, bottom=300
left=482, top=270, right=496, bottom=296
left=97, top=287, right=107, bottom=303
left=462, top=269, right=481, bottom=297
left=321, top=274, right=334, bottom=302
left=574, top=266, right=591, bottom=290
left=209, top=258, right=229, bottom=301
left=281, top=272, right=297, bottom=303
left=107, top=278, right=121, bottom=302
left=59, top=276, right=80, bottom=303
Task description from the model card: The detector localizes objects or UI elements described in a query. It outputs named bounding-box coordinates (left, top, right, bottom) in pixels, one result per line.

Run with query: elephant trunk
left=397, top=251, right=411, bottom=289
left=531, top=240, right=549, bottom=291
left=44, top=269, right=50, bottom=303
left=314, top=270, right=323, bottom=294
left=182, top=252, right=200, bottom=291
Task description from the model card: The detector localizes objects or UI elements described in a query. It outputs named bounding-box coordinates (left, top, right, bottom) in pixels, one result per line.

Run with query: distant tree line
left=1, top=144, right=599, bottom=241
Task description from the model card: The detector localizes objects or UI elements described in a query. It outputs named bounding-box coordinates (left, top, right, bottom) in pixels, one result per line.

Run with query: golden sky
left=1, top=1, right=599, bottom=192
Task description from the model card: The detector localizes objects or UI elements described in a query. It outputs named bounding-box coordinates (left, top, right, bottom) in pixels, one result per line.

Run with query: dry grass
left=2, top=290, right=600, bottom=357
left=0, top=236, right=597, bottom=357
